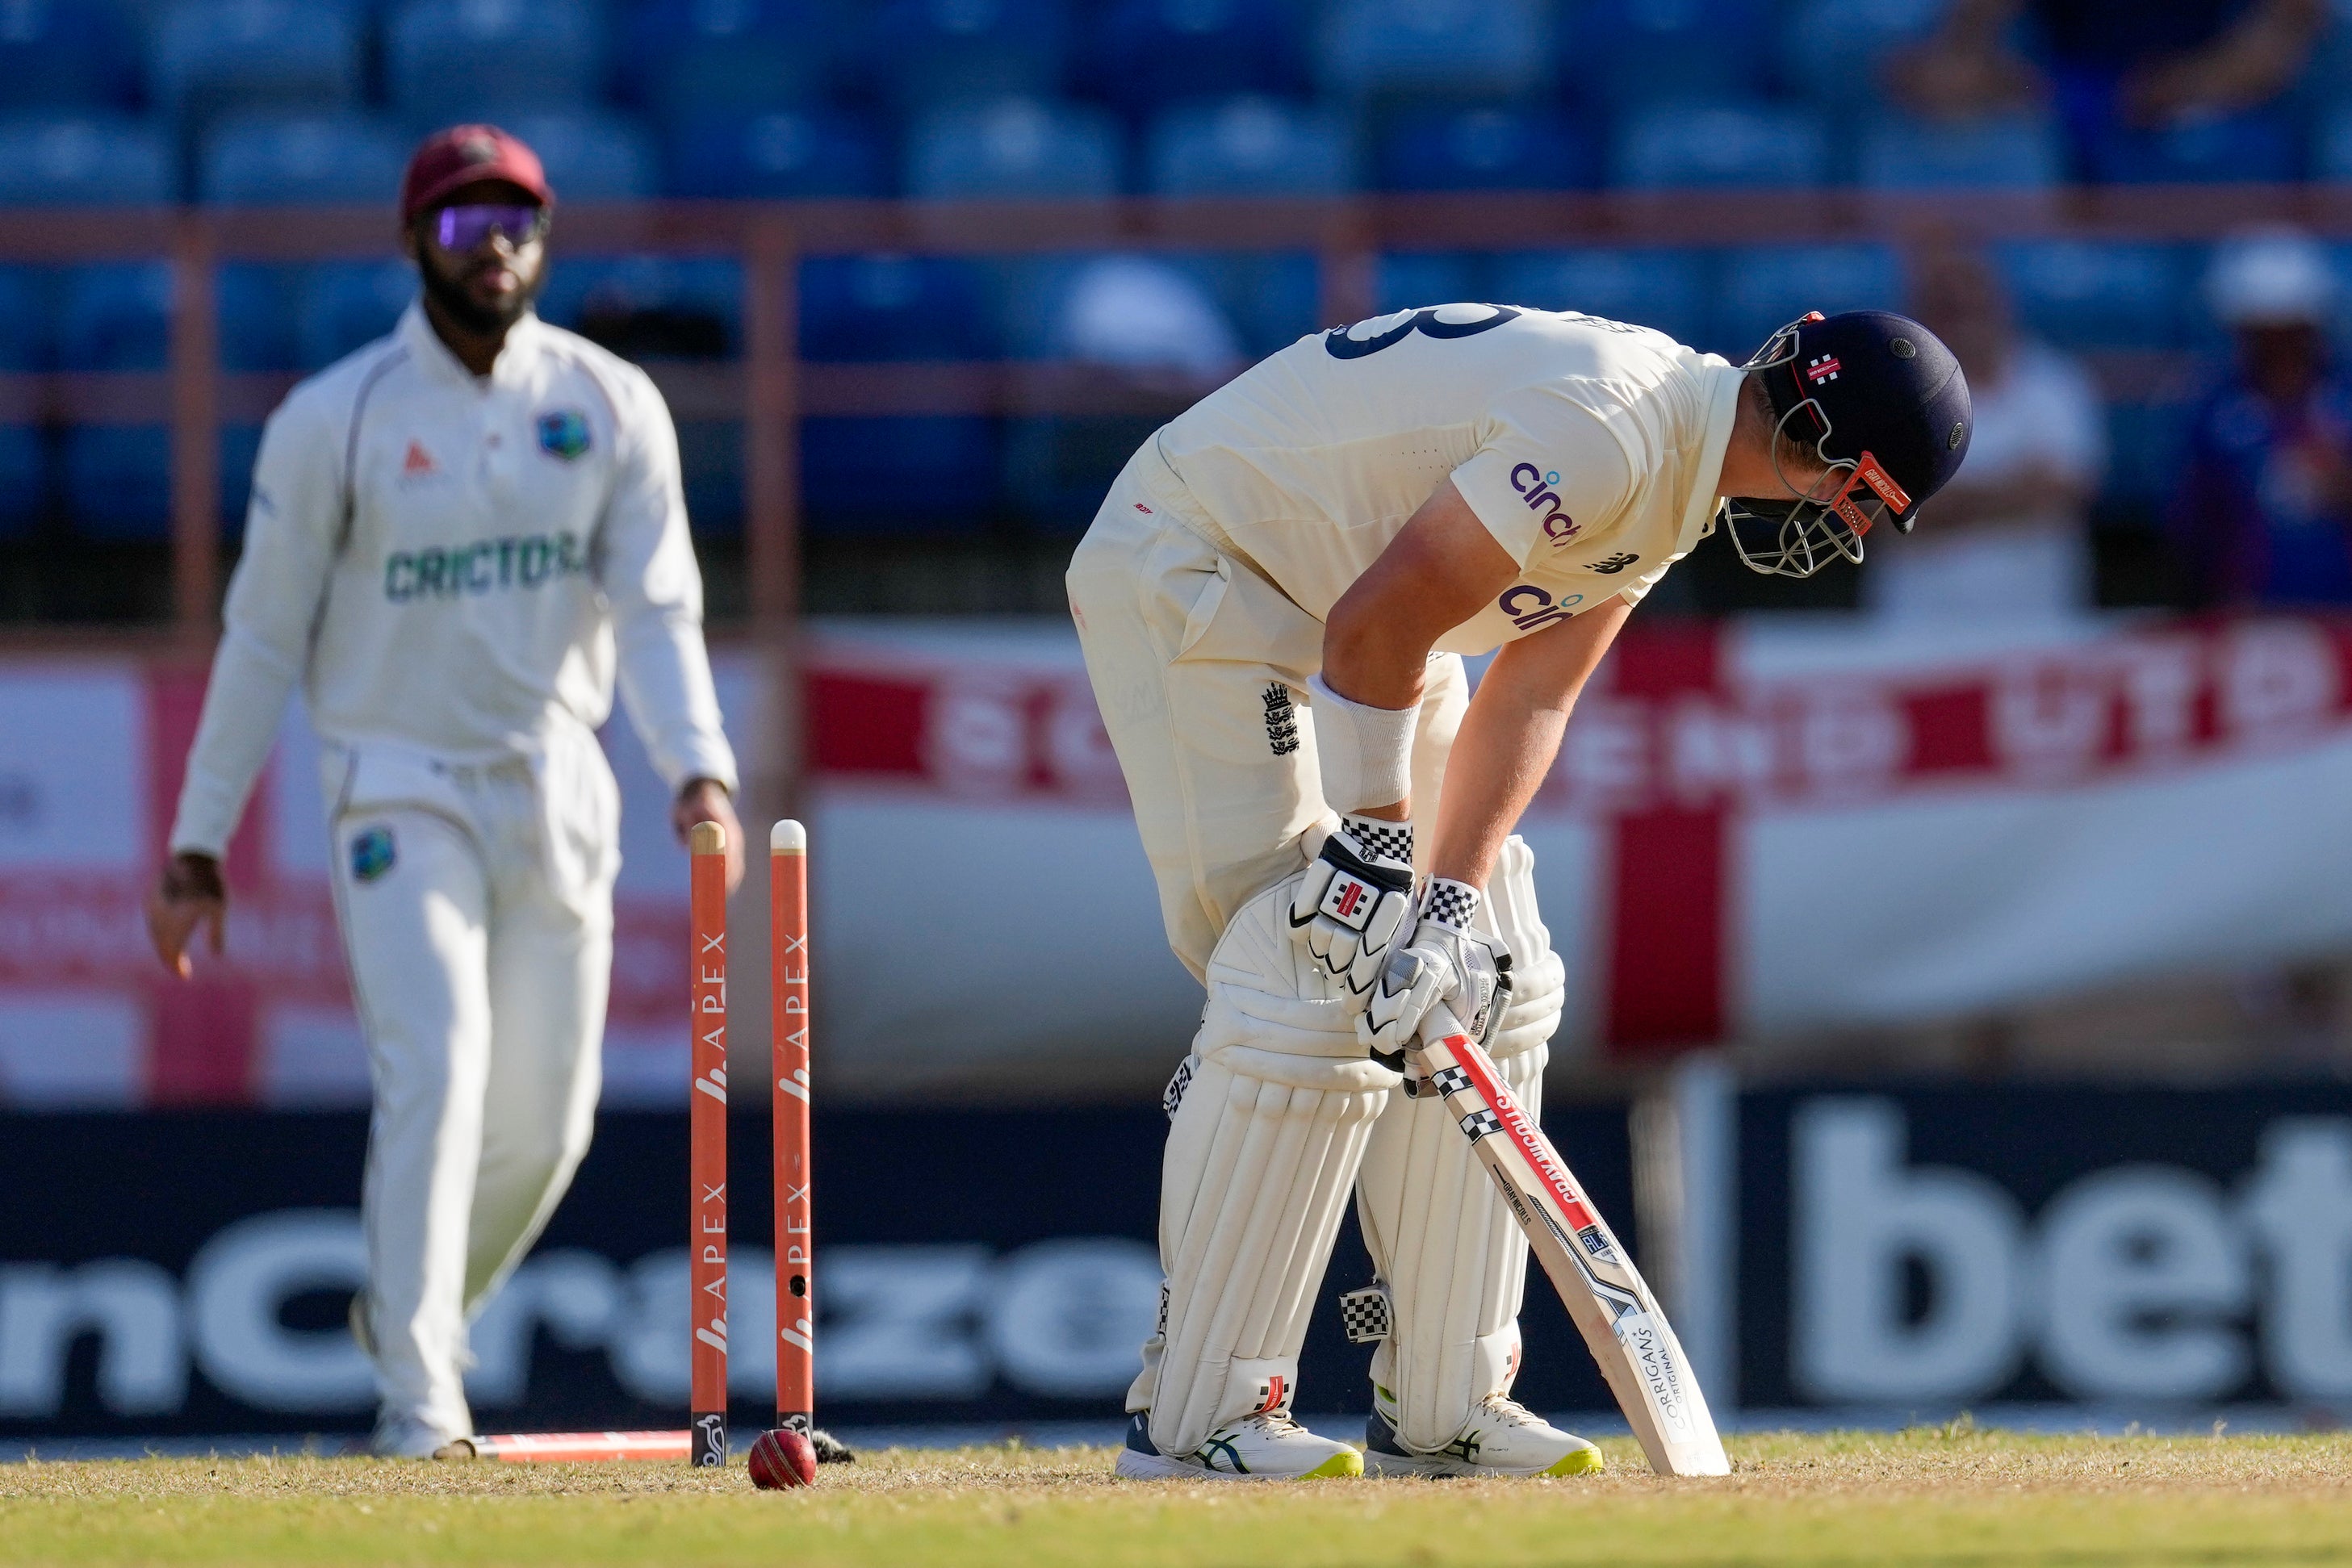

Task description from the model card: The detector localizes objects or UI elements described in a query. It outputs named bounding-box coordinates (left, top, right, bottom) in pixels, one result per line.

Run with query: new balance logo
left=1262, top=682, right=1299, bottom=755
left=1589, top=552, right=1639, bottom=575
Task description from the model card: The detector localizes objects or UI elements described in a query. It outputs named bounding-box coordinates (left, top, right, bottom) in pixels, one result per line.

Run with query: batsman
left=1069, top=303, right=1971, bottom=1480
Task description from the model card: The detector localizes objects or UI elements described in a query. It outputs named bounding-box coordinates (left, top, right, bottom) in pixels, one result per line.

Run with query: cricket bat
left=1413, top=1011, right=1731, bottom=1477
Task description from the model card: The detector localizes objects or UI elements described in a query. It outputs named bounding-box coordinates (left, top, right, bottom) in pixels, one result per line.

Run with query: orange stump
left=770, top=819, right=815, bottom=1436
left=688, top=821, right=730, bottom=1467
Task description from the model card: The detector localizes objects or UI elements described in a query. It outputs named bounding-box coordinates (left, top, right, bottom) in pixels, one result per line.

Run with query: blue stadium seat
left=219, top=421, right=262, bottom=536
left=500, top=112, right=659, bottom=199
left=618, top=0, right=837, bottom=118
left=0, top=0, right=139, bottom=115
left=663, top=110, right=889, bottom=199
left=1316, top=0, right=1551, bottom=107
left=998, top=253, right=1241, bottom=526
left=905, top=98, right=1121, bottom=199
left=1145, top=96, right=1354, bottom=194
left=0, top=267, right=48, bottom=535
left=0, top=117, right=172, bottom=205
left=387, top=0, right=608, bottom=128
left=2304, top=107, right=2352, bottom=182
left=218, top=265, right=302, bottom=372
left=801, top=255, right=993, bottom=361
left=0, top=267, right=47, bottom=370
left=1377, top=104, right=1594, bottom=190
left=1564, top=0, right=1773, bottom=113
left=0, top=426, right=44, bottom=536
left=1714, top=243, right=1903, bottom=358
left=1860, top=113, right=2062, bottom=189
left=1490, top=247, right=1711, bottom=348
left=149, top=0, right=360, bottom=129
left=536, top=255, right=741, bottom=350
left=864, top=0, right=1073, bottom=118
left=198, top=113, right=408, bottom=206
left=1377, top=253, right=1484, bottom=311
left=1609, top=103, right=1829, bottom=190
left=1994, top=240, right=2191, bottom=351
left=1080, top=0, right=1308, bottom=117
left=2086, top=107, right=2300, bottom=185
left=58, top=263, right=170, bottom=372
left=61, top=428, right=169, bottom=538
left=799, top=256, right=1000, bottom=532
left=1779, top=0, right=1946, bottom=120
left=58, top=264, right=171, bottom=539
left=299, top=261, right=416, bottom=369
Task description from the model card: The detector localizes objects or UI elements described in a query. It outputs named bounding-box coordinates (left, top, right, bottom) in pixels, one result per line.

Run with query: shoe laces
left=1237, top=1410, right=1309, bottom=1438
left=1474, top=1393, right=1543, bottom=1429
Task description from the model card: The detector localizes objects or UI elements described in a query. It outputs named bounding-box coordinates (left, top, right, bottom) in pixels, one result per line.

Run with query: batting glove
left=1289, top=814, right=1416, bottom=996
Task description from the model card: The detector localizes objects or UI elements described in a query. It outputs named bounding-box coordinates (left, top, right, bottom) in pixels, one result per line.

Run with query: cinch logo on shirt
left=1509, top=463, right=1581, bottom=547
left=1496, top=583, right=1584, bottom=632
left=383, top=532, right=588, bottom=602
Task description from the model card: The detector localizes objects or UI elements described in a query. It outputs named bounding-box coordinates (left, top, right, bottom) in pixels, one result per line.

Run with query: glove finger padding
left=1358, top=879, right=1504, bottom=1055
left=1288, top=816, right=1415, bottom=996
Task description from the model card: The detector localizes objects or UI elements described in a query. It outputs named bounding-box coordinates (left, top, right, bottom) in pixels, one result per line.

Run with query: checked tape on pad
left=1350, top=834, right=1565, bottom=1454
left=1139, top=872, right=1401, bottom=1459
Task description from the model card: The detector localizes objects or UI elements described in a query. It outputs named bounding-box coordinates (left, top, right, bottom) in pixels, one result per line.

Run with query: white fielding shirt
left=169, top=303, right=738, bottom=857
left=1153, top=303, right=1744, bottom=654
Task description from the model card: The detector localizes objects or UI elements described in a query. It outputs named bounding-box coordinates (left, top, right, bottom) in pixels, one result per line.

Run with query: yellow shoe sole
left=1542, top=1445, right=1606, bottom=1477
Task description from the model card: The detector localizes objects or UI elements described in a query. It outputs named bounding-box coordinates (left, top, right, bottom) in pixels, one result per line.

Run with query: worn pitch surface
left=6, top=1428, right=2351, bottom=1566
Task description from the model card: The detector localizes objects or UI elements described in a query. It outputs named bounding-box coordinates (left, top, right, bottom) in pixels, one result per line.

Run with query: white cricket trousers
left=324, top=736, right=617, bottom=1443
left=1067, top=441, right=1465, bottom=977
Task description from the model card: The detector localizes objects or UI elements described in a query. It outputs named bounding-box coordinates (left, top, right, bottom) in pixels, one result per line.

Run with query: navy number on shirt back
left=1324, top=304, right=1521, bottom=360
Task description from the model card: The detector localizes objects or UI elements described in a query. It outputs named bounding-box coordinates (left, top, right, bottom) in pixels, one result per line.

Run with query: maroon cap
left=399, top=125, right=554, bottom=222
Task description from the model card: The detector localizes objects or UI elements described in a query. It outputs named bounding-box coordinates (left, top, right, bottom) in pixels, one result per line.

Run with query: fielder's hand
left=1361, top=878, right=1509, bottom=1056
left=145, top=851, right=227, bottom=979
left=672, top=778, right=745, bottom=893
left=1289, top=813, right=1416, bottom=996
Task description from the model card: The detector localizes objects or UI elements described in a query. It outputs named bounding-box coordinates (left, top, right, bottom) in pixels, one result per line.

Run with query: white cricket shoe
left=1362, top=1394, right=1605, bottom=1478
left=1114, top=1411, right=1364, bottom=1480
left=371, top=1415, right=474, bottom=1461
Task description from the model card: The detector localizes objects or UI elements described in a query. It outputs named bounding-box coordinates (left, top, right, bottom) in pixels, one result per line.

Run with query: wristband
left=1421, top=877, right=1481, bottom=930
left=1307, top=672, right=1416, bottom=815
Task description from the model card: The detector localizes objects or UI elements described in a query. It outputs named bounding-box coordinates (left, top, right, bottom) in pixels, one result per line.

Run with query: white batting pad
left=1354, top=835, right=1564, bottom=1453
left=1136, top=876, right=1400, bottom=1458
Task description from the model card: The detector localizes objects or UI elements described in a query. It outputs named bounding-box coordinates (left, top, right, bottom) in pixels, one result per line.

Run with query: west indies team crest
left=349, top=825, right=396, bottom=884
left=536, top=408, right=592, bottom=461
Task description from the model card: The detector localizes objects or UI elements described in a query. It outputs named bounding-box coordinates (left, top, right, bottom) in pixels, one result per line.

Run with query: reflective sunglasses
left=433, top=204, right=548, bottom=251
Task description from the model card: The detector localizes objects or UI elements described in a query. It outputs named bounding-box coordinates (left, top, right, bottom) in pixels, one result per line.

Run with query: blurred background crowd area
left=6, top=0, right=2352, bottom=625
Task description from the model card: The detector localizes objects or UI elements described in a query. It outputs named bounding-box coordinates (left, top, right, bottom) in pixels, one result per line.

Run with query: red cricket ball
left=748, top=1428, right=818, bottom=1490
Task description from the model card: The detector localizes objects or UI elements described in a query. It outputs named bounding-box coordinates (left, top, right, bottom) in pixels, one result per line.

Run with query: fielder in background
left=1069, top=303, right=1971, bottom=1480
left=144, top=126, right=743, bottom=1459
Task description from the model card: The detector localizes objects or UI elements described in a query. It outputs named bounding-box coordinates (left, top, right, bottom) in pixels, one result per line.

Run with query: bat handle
left=1419, top=1001, right=1463, bottom=1049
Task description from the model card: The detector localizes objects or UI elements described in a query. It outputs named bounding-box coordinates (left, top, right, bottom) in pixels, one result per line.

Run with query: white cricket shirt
left=1153, top=304, right=1745, bottom=654
left=169, top=303, right=738, bottom=857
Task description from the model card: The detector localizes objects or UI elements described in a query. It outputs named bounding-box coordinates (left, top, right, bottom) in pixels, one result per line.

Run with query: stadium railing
left=1, top=182, right=2346, bottom=647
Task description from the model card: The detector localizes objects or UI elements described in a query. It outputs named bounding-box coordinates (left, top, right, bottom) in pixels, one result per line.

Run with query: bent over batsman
left=1069, top=303, right=1970, bottom=1479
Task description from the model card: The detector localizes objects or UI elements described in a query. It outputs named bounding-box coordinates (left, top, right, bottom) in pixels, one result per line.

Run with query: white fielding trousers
left=323, top=736, right=617, bottom=1442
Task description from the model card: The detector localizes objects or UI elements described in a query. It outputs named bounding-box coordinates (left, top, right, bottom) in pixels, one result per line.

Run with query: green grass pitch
left=6, top=1427, right=2352, bottom=1566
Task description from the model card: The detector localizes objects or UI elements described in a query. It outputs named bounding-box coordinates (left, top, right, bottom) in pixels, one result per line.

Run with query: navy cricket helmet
left=1722, top=309, right=1973, bottom=578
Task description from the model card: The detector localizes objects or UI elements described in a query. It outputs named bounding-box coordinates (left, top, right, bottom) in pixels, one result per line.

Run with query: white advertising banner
left=3, top=613, right=2351, bottom=1106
